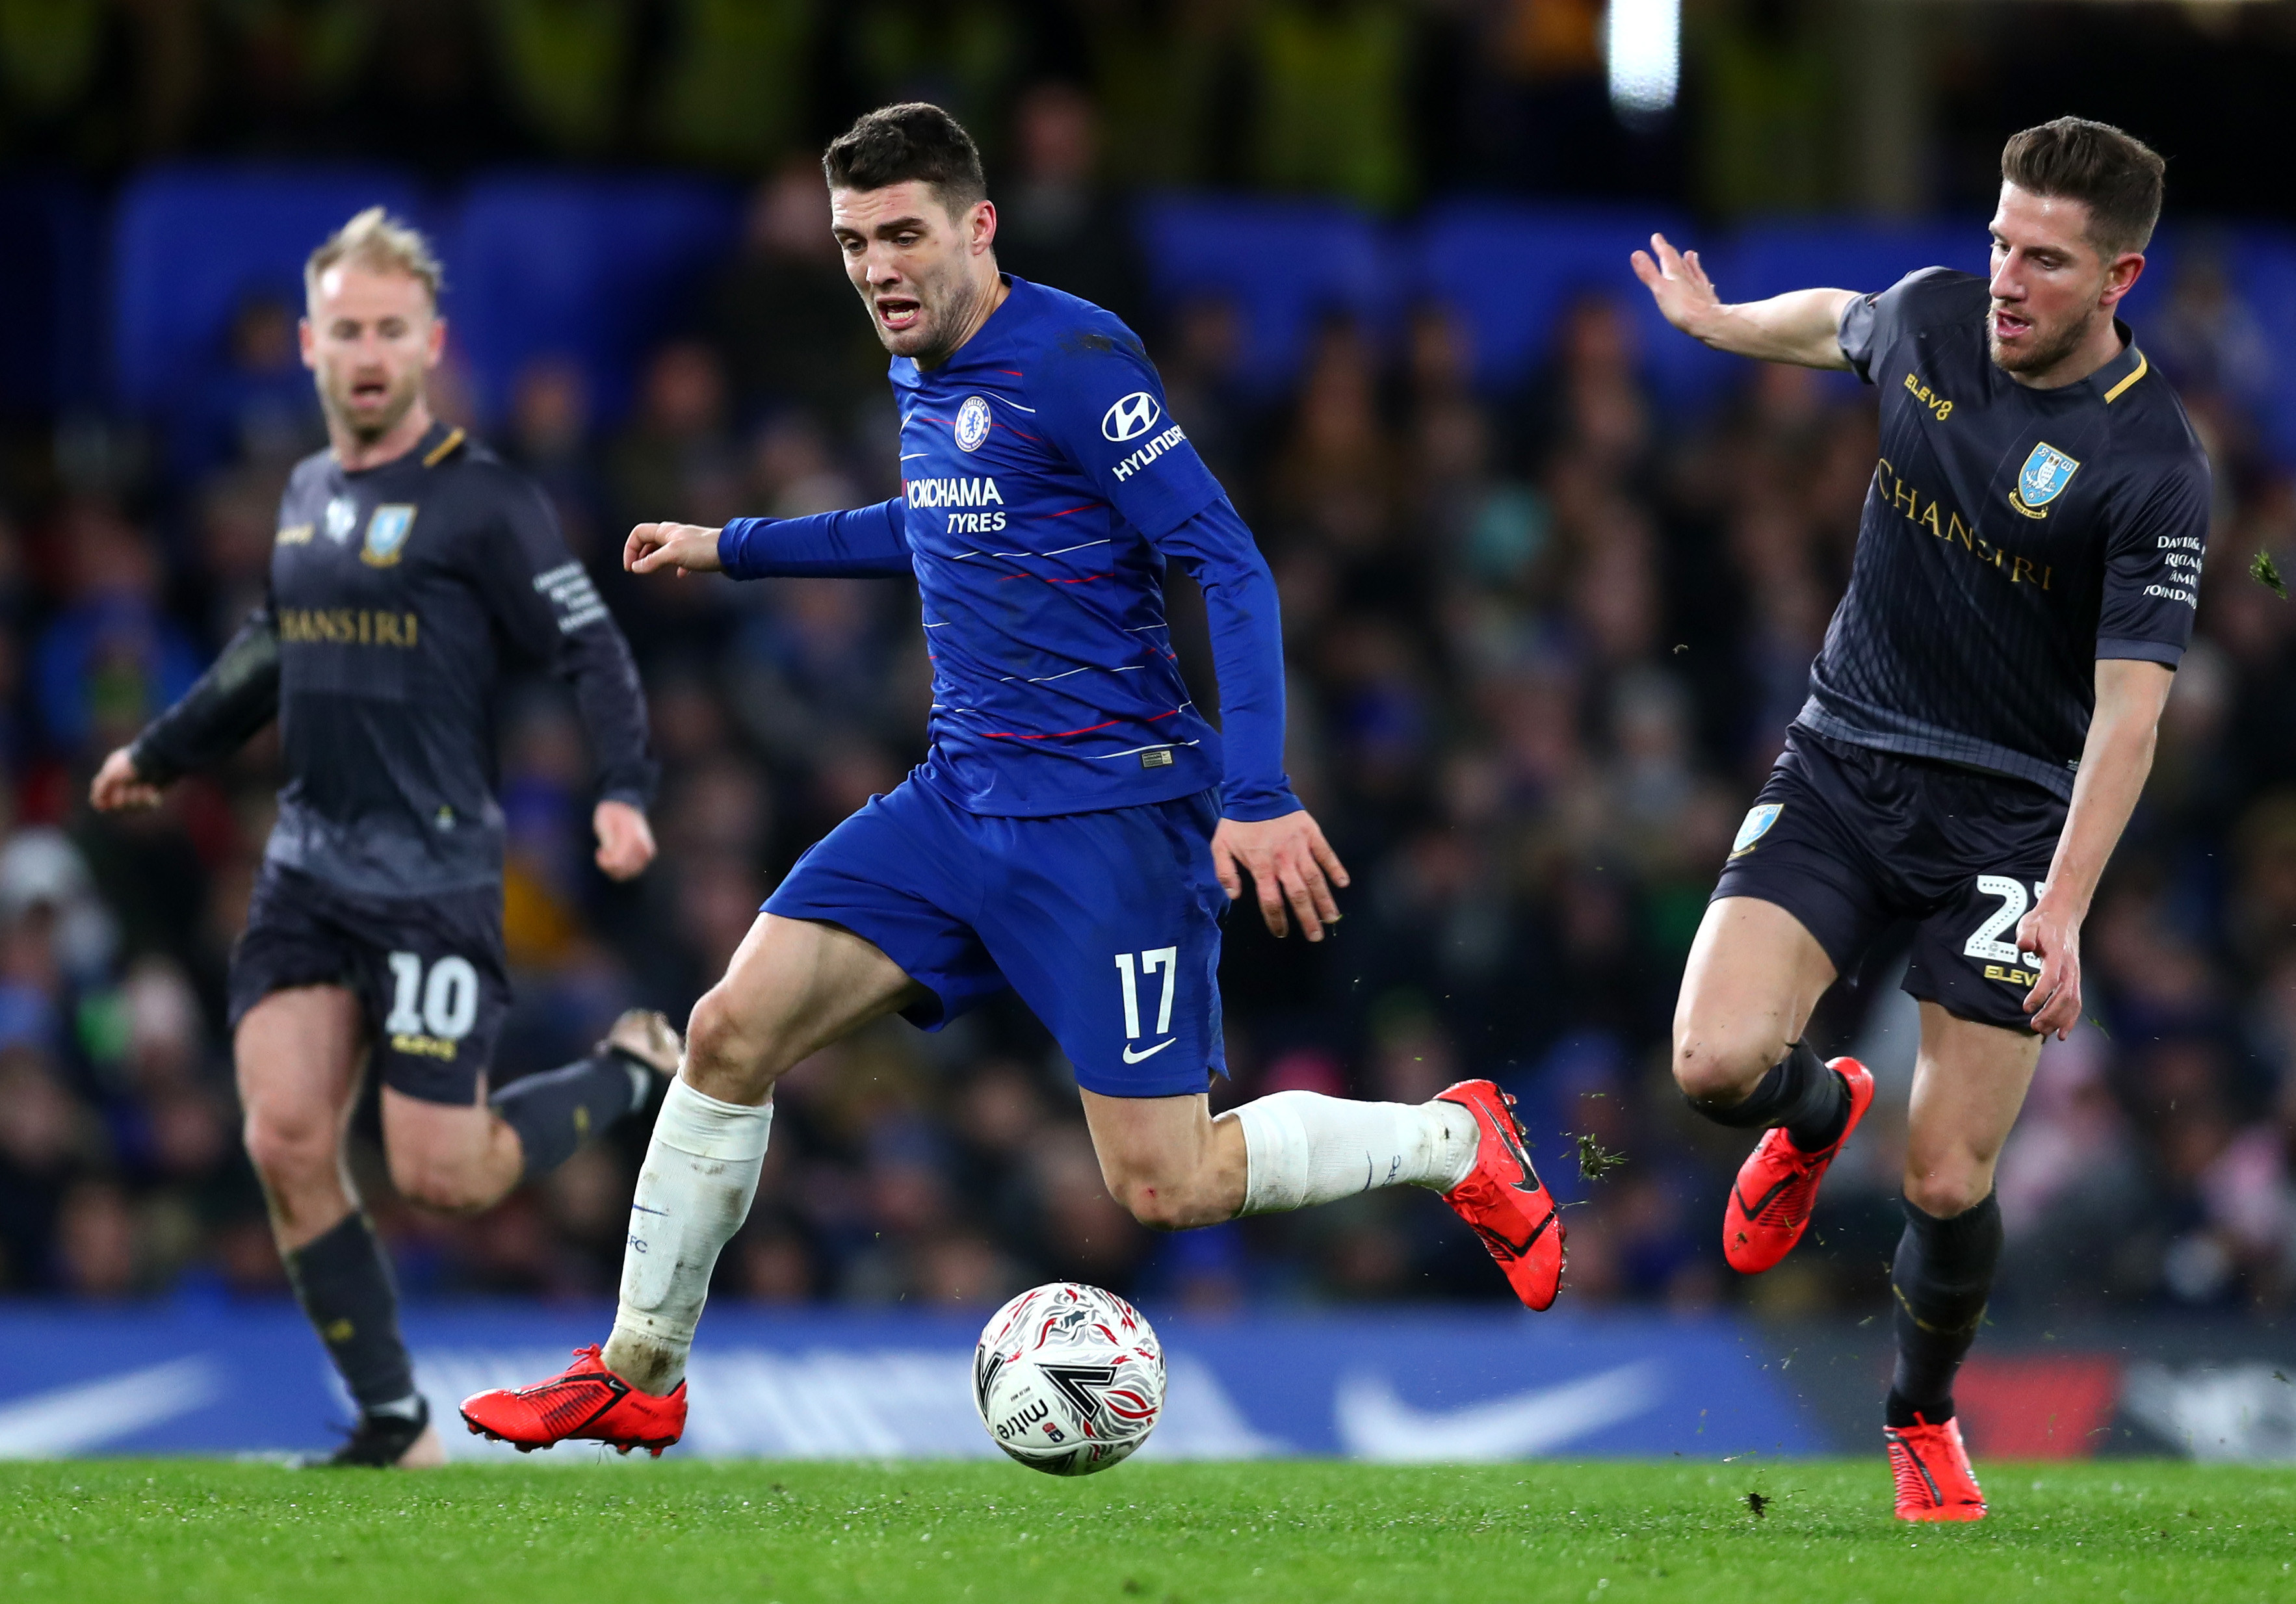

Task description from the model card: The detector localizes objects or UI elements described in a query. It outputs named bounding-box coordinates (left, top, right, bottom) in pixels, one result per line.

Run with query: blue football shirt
left=722, top=276, right=1297, bottom=821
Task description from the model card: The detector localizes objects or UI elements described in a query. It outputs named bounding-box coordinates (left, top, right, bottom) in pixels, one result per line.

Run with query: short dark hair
left=2000, top=117, right=2165, bottom=258
left=822, top=103, right=988, bottom=214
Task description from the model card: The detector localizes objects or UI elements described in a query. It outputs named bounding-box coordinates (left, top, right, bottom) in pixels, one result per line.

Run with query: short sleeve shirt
left=1800, top=268, right=2211, bottom=799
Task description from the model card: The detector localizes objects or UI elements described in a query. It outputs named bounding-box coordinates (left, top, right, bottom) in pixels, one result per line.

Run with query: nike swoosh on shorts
left=1121, top=1039, right=1177, bottom=1063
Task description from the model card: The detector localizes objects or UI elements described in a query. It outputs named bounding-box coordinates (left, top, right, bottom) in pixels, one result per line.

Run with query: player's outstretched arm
left=1630, top=233, right=1857, bottom=370
left=2015, top=658, right=2176, bottom=1039
left=625, top=521, right=724, bottom=576
left=91, top=606, right=282, bottom=812
left=1212, top=811, right=1350, bottom=943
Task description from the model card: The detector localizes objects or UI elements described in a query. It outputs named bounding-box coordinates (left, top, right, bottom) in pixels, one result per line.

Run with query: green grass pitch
left=3, top=1458, right=2291, bottom=1603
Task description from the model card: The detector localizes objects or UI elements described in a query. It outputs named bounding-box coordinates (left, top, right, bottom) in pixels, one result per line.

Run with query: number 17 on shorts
left=1114, top=948, right=1180, bottom=1065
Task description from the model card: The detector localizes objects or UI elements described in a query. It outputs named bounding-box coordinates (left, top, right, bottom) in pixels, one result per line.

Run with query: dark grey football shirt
left=1797, top=268, right=2210, bottom=800
left=134, top=421, right=655, bottom=897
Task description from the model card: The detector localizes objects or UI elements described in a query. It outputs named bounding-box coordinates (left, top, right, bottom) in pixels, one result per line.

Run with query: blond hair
left=305, top=207, right=445, bottom=304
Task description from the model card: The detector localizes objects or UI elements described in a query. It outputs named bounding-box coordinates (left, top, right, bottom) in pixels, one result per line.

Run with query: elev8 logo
left=1101, top=391, right=1161, bottom=442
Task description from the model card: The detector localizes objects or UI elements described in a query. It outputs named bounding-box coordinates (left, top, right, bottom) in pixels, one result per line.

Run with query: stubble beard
left=324, top=372, right=421, bottom=447
left=1988, top=302, right=2096, bottom=379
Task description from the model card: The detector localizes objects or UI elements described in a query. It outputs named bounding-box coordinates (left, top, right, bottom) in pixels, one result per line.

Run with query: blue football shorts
left=763, top=778, right=1228, bottom=1098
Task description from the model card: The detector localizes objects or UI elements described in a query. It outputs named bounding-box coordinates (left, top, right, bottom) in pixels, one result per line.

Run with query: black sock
left=489, top=1051, right=646, bottom=1180
left=1885, top=1191, right=2003, bottom=1427
left=284, top=1212, right=415, bottom=1416
left=1686, top=1041, right=1849, bottom=1151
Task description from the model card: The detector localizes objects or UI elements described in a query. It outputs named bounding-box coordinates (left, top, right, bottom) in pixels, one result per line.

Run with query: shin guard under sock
left=284, top=1211, right=417, bottom=1415
left=1688, top=1040, right=1848, bottom=1152
left=1886, top=1191, right=2003, bottom=1426
left=489, top=1052, right=649, bottom=1180
left=602, top=1078, right=772, bottom=1395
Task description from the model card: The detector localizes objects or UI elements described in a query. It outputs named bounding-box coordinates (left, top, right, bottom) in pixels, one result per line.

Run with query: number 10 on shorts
left=1114, top=947, right=1179, bottom=1048
left=385, top=951, right=480, bottom=1048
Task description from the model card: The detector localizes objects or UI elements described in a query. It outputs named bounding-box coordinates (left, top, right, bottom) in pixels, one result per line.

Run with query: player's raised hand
left=88, top=747, right=164, bottom=812
left=593, top=798, right=657, bottom=881
left=1630, top=233, right=1724, bottom=340
left=625, top=521, right=724, bottom=577
left=2015, top=896, right=2083, bottom=1041
left=1212, top=810, right=1350, bottom=942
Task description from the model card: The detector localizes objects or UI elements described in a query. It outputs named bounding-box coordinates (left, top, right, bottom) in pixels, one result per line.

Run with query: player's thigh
left=979, top=794, right=1229, bottom=1104
left=1672, top=897, right=1838, bottom=1099
left=378, top=1085, right=515, bottom=1213
left=1078, top=1087, right=1242, bottom=1230
left=233, top=984, right=367, bottom=1169
left=1903, top=1000, right=2041, bottom=1217
left=685, top=912, right=932, bottom=1100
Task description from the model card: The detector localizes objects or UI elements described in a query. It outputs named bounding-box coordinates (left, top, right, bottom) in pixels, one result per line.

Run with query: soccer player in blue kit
left=463, top=103, right=1564, bottom=1455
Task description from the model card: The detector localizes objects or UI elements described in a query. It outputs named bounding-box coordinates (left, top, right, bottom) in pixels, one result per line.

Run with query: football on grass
left=972, top=1282, right=1165, bottom=1475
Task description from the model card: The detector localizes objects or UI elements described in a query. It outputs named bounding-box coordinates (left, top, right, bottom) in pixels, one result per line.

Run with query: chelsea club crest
left=2009, top=441, right=2080, bottom=519
left=955, top=395, right=992, bottom=453
left=361, top=504, right=417, bottom=567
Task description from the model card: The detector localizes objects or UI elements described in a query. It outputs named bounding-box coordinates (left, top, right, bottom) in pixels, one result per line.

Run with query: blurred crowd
left=7, top=56, right=2296, bottom=1325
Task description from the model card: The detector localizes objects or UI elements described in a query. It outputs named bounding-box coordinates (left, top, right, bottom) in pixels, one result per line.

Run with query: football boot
left=1723, top=1056, right=1874, bottom=1274
left=1435, top=1080, right=1565, bottom=1311
left=1887, top=1413, right=1987, bottom=1522
left=460, top=1345, right=686, bottom=1457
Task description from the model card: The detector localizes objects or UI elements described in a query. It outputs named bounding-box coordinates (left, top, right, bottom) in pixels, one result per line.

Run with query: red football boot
left=1435, top=1080, right=1565, bottom=1311
left=1722, top=1056, right=1875, bottom=1274
left=459, top=1345, right=686, bottom=1457
left=1887, top=1413, right=1987, bottom=1521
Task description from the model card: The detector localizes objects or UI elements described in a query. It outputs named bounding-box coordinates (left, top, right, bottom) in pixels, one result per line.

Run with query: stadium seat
left=111, top=164, right=426, bottom=415
left=444, top=174, right=741, bottom=425
left=1134, top=194, right=1398, bottom=394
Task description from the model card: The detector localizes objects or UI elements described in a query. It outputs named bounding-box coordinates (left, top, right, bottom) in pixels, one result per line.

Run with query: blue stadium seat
left=111, top=165, right=426, bottom=414
left=1134, top=194, right=1398, bottom=393
left=444, top=175, right=741, bottom=425
left=1410, top=201, right=1726, bottom=407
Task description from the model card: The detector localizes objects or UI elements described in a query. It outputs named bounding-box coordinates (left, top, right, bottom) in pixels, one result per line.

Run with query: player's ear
left=971, top=200, right=998, bottom=257
left=424, top=312, right=448, bottom=367
left=2098, top=252, right=2145, bottom=309
left=298, top=315, right=317, bottom=372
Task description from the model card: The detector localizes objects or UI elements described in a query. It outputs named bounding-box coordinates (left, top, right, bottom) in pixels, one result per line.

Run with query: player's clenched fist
left=89, top=747, right=164, bottom=812
left=1212, top=810, right=1350, bottom=942
left=625, top=521, right=724, bottom=576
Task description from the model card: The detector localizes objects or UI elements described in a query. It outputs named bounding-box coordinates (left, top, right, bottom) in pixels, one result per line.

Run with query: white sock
left=1231, top=1091, right=1478, bottom=1215
left=601, top=1078, right=772, bottom=1395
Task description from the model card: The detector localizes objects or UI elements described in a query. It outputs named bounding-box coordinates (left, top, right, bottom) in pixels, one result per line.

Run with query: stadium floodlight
left=1606, top=0, right=1680, bottom=123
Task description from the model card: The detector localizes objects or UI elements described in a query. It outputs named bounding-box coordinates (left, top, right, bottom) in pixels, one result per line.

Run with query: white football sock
left=1231, top=1091, right=1478, bottom=1215
left=601, top=1078, right=772, bottom=1396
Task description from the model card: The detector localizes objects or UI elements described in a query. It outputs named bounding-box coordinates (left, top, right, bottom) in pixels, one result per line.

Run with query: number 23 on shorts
left=1963, top=875, right=2046, bottom=987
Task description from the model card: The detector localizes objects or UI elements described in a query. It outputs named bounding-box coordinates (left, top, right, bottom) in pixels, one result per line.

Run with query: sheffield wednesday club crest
left=2009, top=442, right=2080, bottom=519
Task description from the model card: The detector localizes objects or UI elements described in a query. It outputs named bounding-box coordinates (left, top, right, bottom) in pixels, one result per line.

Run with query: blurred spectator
left=32, top=502, right=202, bottom=761
left=705, top=161, right=886, bottom=436
left=1246, top=0, right=1415, bottom=211
left=645, top=0, right=815, bottom=170
left=993, top=81, right=1144, bottom=328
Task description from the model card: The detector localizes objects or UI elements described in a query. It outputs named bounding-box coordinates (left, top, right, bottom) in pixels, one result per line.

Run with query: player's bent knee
left=387, top=1155, right=504, bottom=1215
left=1903, top=1167, right=1990, bottom=1220
left=682, top=987, right=779, bottom=1099
left=1110, top=1173, right=1224, bottom=1232
left=1671, top=1023, right=1781, bottom=1106
left=241, top=1114, right=338, bottom=1186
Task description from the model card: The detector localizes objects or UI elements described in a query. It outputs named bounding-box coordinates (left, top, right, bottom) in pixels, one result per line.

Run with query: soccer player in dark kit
left=462, top=103, right=1568, bottom=1458
left=90, top=210, right=671, bottom=1468
left=1632, top=118, right=2208, bottom=1519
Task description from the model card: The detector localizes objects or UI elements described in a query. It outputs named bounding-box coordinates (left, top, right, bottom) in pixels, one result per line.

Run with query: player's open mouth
left=1992, top=309, right=2031, bottom=341
left=876, top=298, right=922, bottom=333
left=350, top=378, right=391, bottom=404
